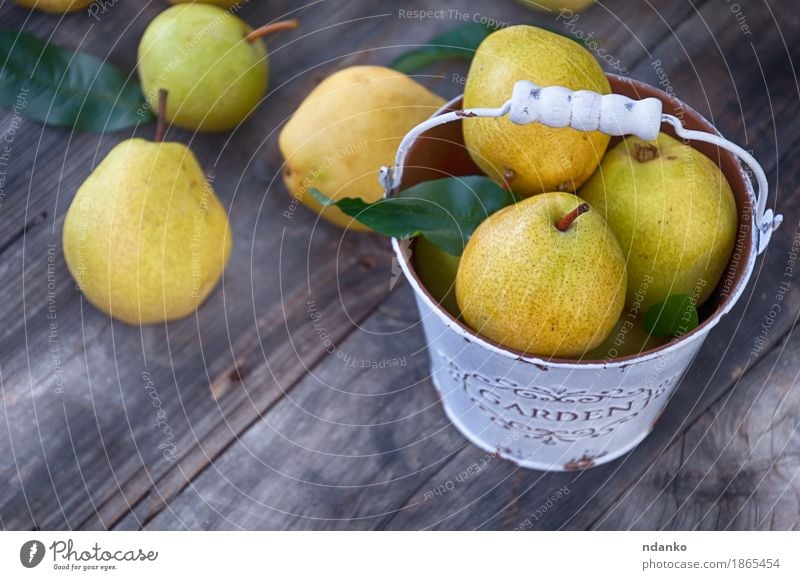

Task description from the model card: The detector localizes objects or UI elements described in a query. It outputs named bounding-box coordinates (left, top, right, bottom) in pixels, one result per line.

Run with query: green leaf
left=0, top=29, right=153, bottom=132
left=310, top=176, right=516, bottom=256
left=389, top=22, right=586, bottom=74
left=390, top=22, right=498, bottom=74
left=643, top=294, right=700, bottom=339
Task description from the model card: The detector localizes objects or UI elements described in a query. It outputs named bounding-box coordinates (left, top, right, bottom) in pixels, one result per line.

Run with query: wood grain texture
left=595, top=324, right=800, bottom=531
left=0, top=0, right=797, bottom=532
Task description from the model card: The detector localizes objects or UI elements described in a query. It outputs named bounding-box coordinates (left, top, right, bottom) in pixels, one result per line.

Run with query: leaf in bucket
left=643, top=294, right=699, bottom=339
left=310, top=176, right=516, bottom=256
left=0, top=29, right=153, bottom=132
left=390, top=22, right=499, bottom=74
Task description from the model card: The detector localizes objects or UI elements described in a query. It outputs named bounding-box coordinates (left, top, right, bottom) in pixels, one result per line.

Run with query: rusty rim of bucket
left=390, top=73, right=760, bottom=369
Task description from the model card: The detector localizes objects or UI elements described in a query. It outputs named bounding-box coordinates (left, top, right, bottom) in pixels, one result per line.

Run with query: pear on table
left=62, top=91, right=232, bottom=325
left=456, top=192, right=627, bottom=358
left=14, top=0, right=92, bottom=12
left=168, top=0, right=241, bottom=7
left=279, top=66, right=445, bottom=231
left=138, top=4, right=298, bottom=132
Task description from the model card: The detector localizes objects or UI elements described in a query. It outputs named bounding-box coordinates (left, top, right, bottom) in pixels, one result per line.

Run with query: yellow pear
left=63, top=138, right=232, bottom=325
left=413, top=236, right=461, bottom=318
left=15, top=0, right=92, bottom=12
left=138, top=6, right=297, bottom=132
left=279, top=66, right=445, bottom=231
left=463, top=25, right=610, bottom=196
left=456, top=192, right=626, bottom=357
left=579, top=133, right=738, bottom=312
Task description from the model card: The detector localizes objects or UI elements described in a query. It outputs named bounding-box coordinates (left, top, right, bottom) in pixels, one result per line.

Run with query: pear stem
left=245, top=19, right=300, bottom=43
left=556, top=203, right=590, bottom=231
left=502, top=168, right=516, bottom=192
left=155, top=88, right=168, bottom=143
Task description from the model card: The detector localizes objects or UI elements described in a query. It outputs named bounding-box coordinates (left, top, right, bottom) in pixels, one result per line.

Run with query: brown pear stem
left=502, top=168, right=516, bottom=192
left=154, top=88, right=168, bottom=143
left=556, top=203, right=590, bottom=231
left=245, top=19, right=300, bottom=43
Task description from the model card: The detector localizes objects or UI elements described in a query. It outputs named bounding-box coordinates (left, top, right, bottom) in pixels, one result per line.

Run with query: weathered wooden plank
left=594, top=321, right=800, bottom=531
left=382, top=1, right=800, bottom=530
left=141, top=286, right=467, bottom=530
left=0, top=0, right=407, bottom=530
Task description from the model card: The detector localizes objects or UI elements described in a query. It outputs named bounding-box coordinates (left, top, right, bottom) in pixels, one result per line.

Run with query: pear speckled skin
left=63, top=139, right=232, bottom=325
left=463, top=25, right=610, bottom=196
left=579, top=133, right=738, bottom=312
left=456, top=192, right=626, bottom=358
left=138, top=5, right=267, bottom=132
left=279, top=66, right=446, bottom=231
left=15, top=0, right=92, bottom=12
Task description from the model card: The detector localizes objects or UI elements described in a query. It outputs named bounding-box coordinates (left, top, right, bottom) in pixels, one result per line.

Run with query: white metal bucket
left=385, top=74, right=780, bottom=471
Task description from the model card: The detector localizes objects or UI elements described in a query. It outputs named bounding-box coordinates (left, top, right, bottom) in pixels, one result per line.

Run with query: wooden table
left=1, top=0, right=798, bottom=531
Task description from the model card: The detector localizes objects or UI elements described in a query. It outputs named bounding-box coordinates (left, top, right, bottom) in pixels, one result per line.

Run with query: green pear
left=456, top=192, right=626, bottom=357
left=63, top=134, right=232, bottom=325
left=138, top=5, right=297, bottom=132
left=279, top=66, right=445, bottom=231
left=15, top=0, right=92, bottom=12
left=579, top=133, right=738, bottom=312
left=413, top=236, right=460, bottom=318
left=583, top=315, right=667, bottom=360
left=463, top=25, right=610, bottom=196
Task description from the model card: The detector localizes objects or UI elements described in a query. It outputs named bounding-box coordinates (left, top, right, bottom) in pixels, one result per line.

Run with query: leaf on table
left=390, top=21, right=586, bottom=74
left=643, top=294, right=700, bottom=339
left=0, top=29, right=153, bottom=132
left=310, top=176, right=516, bottom=256
left=389, top=22, right=499, bottom=74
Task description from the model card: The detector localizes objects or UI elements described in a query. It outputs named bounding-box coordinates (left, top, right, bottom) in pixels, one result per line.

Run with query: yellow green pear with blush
left=579, top=133, right=738, bottom=312
left=62, top=93, right=232, bottom=325
left=463, top=25, right=610, bottom=196
left=279, top=66, right=445, bottom=231
left=455, top=192, right=626, bottom=357
left=138, top=4, right=298, bottom=132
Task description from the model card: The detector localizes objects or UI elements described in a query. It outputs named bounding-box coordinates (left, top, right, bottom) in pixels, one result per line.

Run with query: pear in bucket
left=463, top=25, right=610, bottom=196
left=579, top=133, right=738, bottom=312
left=456, top=192, right=626, bottom=358
left=63, top=90, right=232, bottom=325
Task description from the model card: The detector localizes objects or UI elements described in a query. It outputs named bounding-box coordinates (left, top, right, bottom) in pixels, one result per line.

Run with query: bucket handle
left=380, top=80, right=782, bottom=255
